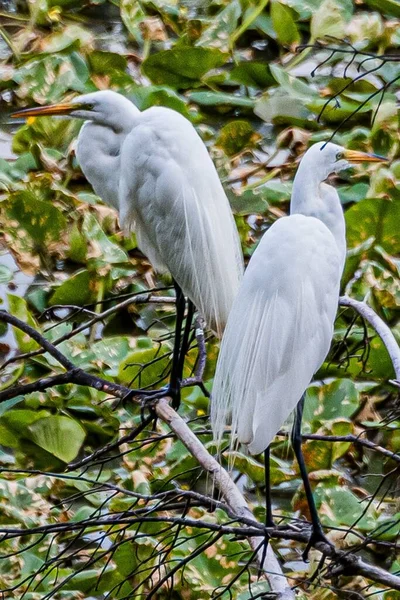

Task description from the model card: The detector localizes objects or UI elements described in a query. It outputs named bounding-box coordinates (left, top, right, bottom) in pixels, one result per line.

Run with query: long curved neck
left=76, top=114, right=137, bottom=210
left=290, top=167, right=346, bottom=271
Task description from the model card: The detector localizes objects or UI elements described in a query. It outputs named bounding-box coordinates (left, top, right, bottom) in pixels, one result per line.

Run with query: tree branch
left=1, top=306, right=400, bottom=593
left=339, top=296, right=400, bottom=382
left=156, top=398, right=295, bottom=599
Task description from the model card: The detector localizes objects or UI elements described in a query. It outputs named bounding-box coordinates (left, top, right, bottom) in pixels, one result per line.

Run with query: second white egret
left=211, top=141, right=385, bottom=552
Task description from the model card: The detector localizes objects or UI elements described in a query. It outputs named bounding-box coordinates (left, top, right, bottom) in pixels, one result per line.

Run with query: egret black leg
left=264, top=447, right=274, bottom=528
left=291, top=394, right=331, bottom=559
left=172, top=300, right=195, bottom=410
left=168, top=280, right=186, bottom=408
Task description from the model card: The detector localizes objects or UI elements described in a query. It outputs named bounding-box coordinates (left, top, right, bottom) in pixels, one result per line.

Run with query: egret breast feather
left=211, top=214, right=341, bottom=454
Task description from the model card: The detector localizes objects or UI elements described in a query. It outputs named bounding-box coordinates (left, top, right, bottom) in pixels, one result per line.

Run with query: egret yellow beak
left=343, top=149, right=387, bottom=163
left=11, top=102, right=84, bottom=119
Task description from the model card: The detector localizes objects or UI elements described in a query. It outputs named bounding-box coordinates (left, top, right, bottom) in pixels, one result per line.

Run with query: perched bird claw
left=138, top=385, right=181, bottom=410
left=302, top=527, right=333, bottom=562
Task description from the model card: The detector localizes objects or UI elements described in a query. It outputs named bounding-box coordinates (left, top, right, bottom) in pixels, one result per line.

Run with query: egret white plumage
left=211, top=141, right=385, bottom=552
left=13, top=91, right=243, bottom=406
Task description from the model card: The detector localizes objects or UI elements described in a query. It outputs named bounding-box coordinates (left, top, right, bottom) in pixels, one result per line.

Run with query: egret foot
left=302, top=525, right=333, bottom=561
left=137, top=383, right=181, bottom=409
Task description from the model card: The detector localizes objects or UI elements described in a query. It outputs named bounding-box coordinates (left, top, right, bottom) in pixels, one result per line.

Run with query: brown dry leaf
left=277, top=127, right=311, bottom=154
left=3, top=236, right=40, bottom=275
left=356, top=396, right=381, bottom=423
left=140, top=17, right=167, bottom=42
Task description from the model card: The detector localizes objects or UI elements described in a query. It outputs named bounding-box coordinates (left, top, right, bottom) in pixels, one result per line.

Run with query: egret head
left=12, top=90, right=139, bottom=132
left=301, top=141, right=386, bottom=181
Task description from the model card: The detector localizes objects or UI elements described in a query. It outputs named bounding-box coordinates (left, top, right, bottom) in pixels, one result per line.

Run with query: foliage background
left=0, top=0, right=399, bottom=598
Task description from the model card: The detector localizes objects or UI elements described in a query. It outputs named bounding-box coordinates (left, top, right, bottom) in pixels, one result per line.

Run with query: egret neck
left=290, top=153, right=346, bottom=270
left=76, top=100, right=139, bottom=211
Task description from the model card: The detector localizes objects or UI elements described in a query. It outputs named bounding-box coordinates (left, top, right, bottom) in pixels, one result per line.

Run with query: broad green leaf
left=198, top=0, right=242, bottom=50
left=49, top=269, right=92, bottom=306
left=255, top=94, right=313, bottom=126
left=373, top=513, right=400, bottom=541
left=188, top=91, right=255, bottom=108
left=216, top=120, right=257, bottom=156
left=142, top=47, right=228, bottom=87
left=310, top=0, right=347, bottom=40
left=270, top=65, right=318, bottom=101
left=0, top=396, right=25, bottom=417
left=315, top=486, right=376, bottom=530
left=13, top=53, right=90, bottom=104
left=271, top=1, right=300, bottom=47
left=346, top=197, right=400, bottom=254
left=128, top=86, right=190, bottom=117
left=338, top=182, right=368, bottom=204
left=118, top=346, right=170, bottom=388
left=29, top=416, right=86, bottom=462
left=228, top=189, right=269, bottom=216
left=363, top=0, right=400, bottom=17
left=82, top=213, right=128, bottom=264
left=88, top=51, right=128, bottom=74
left=7, top=191, right=66, bottom=246
left=39, top=24, right=92, bottom=54
left=113, top=542, right=138, bottom=577
left=306, top=379, right=359, bottom=424
left=120, top=0, right=146, bottom=41
left=230, top=61, right=274, bottom=88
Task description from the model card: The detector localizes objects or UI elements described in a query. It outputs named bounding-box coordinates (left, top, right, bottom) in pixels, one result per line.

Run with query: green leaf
left=142, top=47, right=228, bottom=87
left=230, top=62, right=274, bottom=88
left=271, top=1, right=300, bottom=47
left=88, top=51, right=128, bottom=74
left=228, top=189, right=268, bottom=216
left=188, top=91, right=255, bottom=108
left=7, top=191, right=66, bottom=246
left=306, top=379, right=359, bottom=424
left=29, top=416, right=86, bottom=462
left=0, top=396, right=25, bottom=417
left=6, top=294, right=39, bottom=353
left=198, top=0, right=242, bottom=50
left=39, top=24, right=92, bottom=54
left=338, top=182, right=368, bottom=204
left=315, top=486, right=376, bottom=530
left=197, top=0, right=242, bottom=50
left=270, top=65, right=317, bottom=101
left=128, top=86, right=190, bottom=117
left=49, top=270, right=92, bottom=307
left=67, top=224, right=87, bottom=264
left=346, top=197, right=400, bottom=254
left=216, top=121, right=257, bottom=156
left=82, top=213, right=129, bottom=264
left=310, top=0, right=346, bottom=40
left=118, top=346, right=170, bottom=389
left=13, top=54, right=90, bottom=105
left=255, top=94, right=312, bottom=126
left=363, top=0, right=400, bottom=17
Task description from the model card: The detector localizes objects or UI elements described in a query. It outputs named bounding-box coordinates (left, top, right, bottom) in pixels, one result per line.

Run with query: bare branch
left=156, top=398, right=296, bottom=599
left=339, top=296, right=400, bottom=382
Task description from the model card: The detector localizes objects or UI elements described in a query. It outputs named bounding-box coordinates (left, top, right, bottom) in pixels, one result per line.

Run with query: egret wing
left=119, top=107, right=243, bottom=336
left=211, top=214, right=342, bottom=455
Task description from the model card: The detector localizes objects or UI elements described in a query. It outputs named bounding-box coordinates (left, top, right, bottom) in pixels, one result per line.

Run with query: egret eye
left=336, top=151, right=344, bottom=161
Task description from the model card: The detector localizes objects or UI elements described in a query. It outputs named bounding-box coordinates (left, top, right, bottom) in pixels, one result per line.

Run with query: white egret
left=211, top=142, right=385, bottom=552
left=13, top=91, right=244, bottom=406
